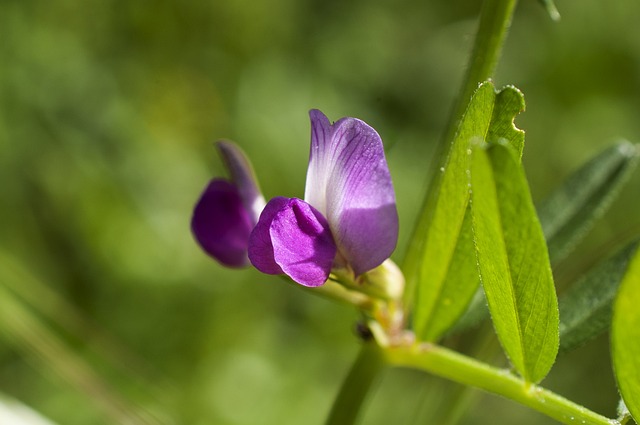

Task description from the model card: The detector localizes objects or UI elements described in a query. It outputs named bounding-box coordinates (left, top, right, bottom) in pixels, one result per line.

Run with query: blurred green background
left=1, top=0, right=639, bottom=424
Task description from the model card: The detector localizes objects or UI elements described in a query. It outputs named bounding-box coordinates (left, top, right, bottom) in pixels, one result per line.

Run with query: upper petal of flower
left=191, top=179, right=254, bottom=267
left=304, top=110, right=399, bottom=276
left=217, top=140, right=266, bottom=222
left=249, top=197, right=337, bottom=287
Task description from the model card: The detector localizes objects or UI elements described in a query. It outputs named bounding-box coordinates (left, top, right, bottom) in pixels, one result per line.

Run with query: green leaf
left=448, top=142, right=639, bottom=336
left=537, top=142, right=639, bottom=264
left=411, top=82, right=493, bottom=340
left=487, top=85, right=525, bottom=160
left=420, top=208, right=480, bottom=341
left=559, top=239, right=640, bottom=353
left=445, top=286, right=488, bottom=336
left=411, top=82, right=526, bottom=341
left=612, top=246, right=640, bottom=422
left=470, top=144, right=559, bottom=383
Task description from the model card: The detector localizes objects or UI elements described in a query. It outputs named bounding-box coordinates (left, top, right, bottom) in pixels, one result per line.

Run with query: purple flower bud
left=191, top=141, right=265, bottom=267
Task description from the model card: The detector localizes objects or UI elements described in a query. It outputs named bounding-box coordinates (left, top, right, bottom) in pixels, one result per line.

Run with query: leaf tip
left=539, top=0, right=561, bottom=22
left=616, top=140, right=639, bottom=159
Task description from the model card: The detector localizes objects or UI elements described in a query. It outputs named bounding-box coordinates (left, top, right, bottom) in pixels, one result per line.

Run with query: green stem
left=384, top=343, right=617, bottom=425
left=325, top=343, right=386, bottom=425
left=285, top=277, right=375, bottom=311
left=402, top=0, right=519, bottom=308
left=451, top=0, right=519, bottom=128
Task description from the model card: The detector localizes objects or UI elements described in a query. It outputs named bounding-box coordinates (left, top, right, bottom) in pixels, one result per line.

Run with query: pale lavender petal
left=305, top=110, right=398, bottom=276
left=191, top=179, right=253, bottom=268
left=247, top=197, right=288, bottom=275
left=249, top=197, right=337, bottom=287
left=304, top=110, right=333, bottom=214
left=217, top=140, right=266, bottom=223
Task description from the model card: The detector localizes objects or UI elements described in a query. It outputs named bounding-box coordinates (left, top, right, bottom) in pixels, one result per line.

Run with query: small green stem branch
left=325, top=344, right=385, bottom=425
left=384, top=343, right=617, bottom=425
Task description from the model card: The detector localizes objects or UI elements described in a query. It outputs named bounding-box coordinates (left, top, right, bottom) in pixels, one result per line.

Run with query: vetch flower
left=248, top=110, right=399, bottom=287
left=191, top=141, right=266, bottom=267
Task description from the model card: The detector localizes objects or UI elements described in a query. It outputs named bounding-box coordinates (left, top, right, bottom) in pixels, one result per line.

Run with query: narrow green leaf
left=448, top=142, right=639, bottom=335
left=559, top=239, right=640, bottom=353
left=612, top=246, right=640, bottom=422
left=445, top=286, right=488, bottom=336
left=420, top=208, right=480, bottom=341
left=429, top=86, right=526, bottom=337
left=470, top=144, right=559, bottom=383
left=537, top=142, right=639, bottom=264
left=411, top=82, right=527, bottom=341
left=412, top=82, right=495, bottom=340
left=428, top=86, right=524, bottom=340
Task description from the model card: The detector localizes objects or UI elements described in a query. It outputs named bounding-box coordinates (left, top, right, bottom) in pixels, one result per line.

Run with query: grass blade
left=0, top=255, right=171, bottom=425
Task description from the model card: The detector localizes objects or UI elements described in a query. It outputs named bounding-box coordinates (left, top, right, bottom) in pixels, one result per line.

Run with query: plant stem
left=325, top=343, right=386, bottom=425
left=451, top=0, right=519, bottom=129
left=384, top=343, right=618, bottom=425
left=285, top=277, right=375, bottom=311
left=402, top=0, right=519, bottom=308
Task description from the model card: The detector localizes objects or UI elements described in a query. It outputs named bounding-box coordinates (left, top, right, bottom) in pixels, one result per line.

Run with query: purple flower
left=191, top=141, right=265, bottom=267
left=248, top=110, right=399, bottom=287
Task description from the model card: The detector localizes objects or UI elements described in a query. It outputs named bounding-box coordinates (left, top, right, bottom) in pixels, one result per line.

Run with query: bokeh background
left=1, top=0, right=639, bottom=424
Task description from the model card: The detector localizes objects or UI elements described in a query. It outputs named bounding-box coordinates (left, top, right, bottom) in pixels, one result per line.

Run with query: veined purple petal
left=271, top=199, right=337, bottom=286
left=217, top=141, right=266, bottom=223
left=191, top=179, right=254, bottom=268
left=247, top=197, right=288, bottom=275
left=305, top=110, right=398, bottom=276
left=249, top=197, right=337, bottom=287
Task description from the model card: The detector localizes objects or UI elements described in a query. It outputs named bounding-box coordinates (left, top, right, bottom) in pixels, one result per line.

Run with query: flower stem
left=325, top=343, right=385, bottom=425
left=284, top=277, right=375, bottom=311
left=384, top=343, right=618, bottom=425
left=403, top=0, right=519, bottom=307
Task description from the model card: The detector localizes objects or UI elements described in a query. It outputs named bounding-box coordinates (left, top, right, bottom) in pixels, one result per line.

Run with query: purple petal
left=305, top=110, right=398, bottom=276
left=249, top=197, right=337, bottom=287
left=247, top=197, right=289, bottom=275
left=217, top=141, right=266, bottom=223
left=191, top=179, right=254, bottom=268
